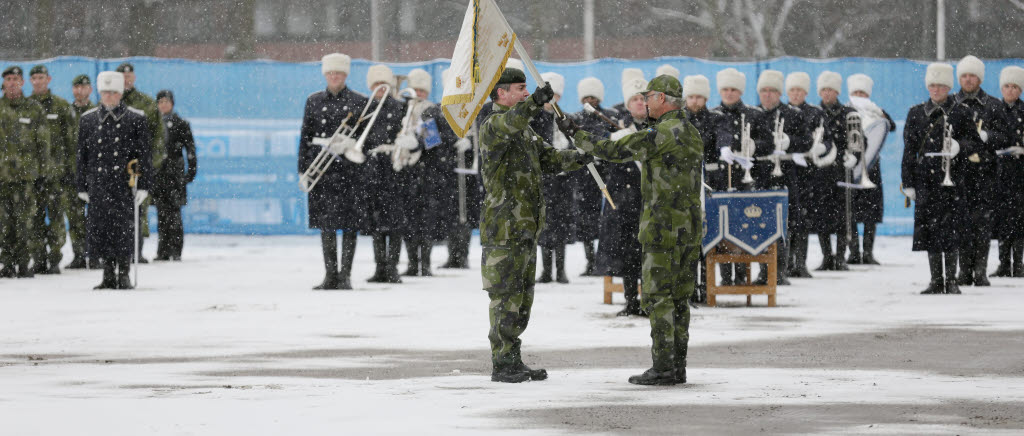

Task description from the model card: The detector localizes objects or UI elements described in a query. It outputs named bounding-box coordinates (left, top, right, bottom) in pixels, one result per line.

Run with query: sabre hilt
left=127, top=159, right=139, bottom=188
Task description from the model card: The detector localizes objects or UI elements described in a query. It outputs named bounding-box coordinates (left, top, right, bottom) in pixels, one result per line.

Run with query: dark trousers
left=156, top=202, right=184, bottom=258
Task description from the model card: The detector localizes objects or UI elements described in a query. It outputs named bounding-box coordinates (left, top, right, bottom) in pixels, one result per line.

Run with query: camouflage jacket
left=478, top=97, right=591, bottom=245
left=0, top=96, right=51, bottom=182
left=31, top=90, right=76, bottom=177
left=122, top=88, right=166, bottom=170
left=573, top=109, right=704, bottom=249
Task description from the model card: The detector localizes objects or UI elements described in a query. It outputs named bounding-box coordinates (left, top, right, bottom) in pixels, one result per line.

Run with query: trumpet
left=771, top=111, right=785, bottom=177
left=941, top=115, right=954, bottom=187
left=740, top=113, right=755, bottom=184
left=845, top=111, right=876, bottom=189
left=299, top=83, right=392, bottom=192
left=372, top=92, right=427, bottom=172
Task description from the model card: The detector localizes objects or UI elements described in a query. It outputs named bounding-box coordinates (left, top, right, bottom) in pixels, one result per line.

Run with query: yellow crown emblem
left=744, top=204, right=762, bottom=218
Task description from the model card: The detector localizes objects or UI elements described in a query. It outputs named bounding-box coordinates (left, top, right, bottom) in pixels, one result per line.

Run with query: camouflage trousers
left=0, top=181, right=37, bottom=267
left=482, top=241, right=537, bottom=370
left=65, top=190, right=87, bottom=259
left=32, top=178, right=67, bottom=266
left=641, top=244, right=699, bottom=372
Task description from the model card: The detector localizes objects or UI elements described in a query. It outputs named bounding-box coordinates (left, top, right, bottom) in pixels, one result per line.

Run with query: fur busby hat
left=578, top=77, right=605, bottom=101
left=717, top=68, right=746, bottom=92
left=321, top=53, right=351, bottom=75
left=540, top=72, right=565, bottom=96
left=621, top=68, right=644, bottom=85
left=366, top=64, right=395, bottom=89
left=757, top=70, right=784, bottom=92
left=925, top=63, right=954, bottom=88
left=407, top=68, right=432, bottom=92
left=683, top=75, right=710, bottom=99
left=785, top=72, right=811, bottom=93
left=96, top=71, right=125, bottom=93
left=1000, top=66, right=1024, bottom=90
left=656, top=64, right=680, bottom=79
left=847, top=73, right=873, bottom=96
left=957, top=55, right=985, bottom=82
left=817, top=71, right=842, bottom=93
left=505, top=58, right=524, bottom=73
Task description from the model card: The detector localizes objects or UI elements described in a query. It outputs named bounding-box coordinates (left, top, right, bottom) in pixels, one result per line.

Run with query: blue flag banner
left=703, top=190, right=789, bottom=256
left=421, top=119, right=442, bottom=149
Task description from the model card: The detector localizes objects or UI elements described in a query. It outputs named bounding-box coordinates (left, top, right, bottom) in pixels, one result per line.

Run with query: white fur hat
left=785, top=72, right=811, bottom=93
left=925, top=63, right=954, bottom=88
left=756, top=70, right=784, bottom=92
left=321, top=53, right=351, bottom=75
left=367, top=64, right=395, bottom=89
left=408, top=68, right=431, bottom=92
left=817, top=71, right=842, bottom=93
left=957, top=55, right=985, bottom=82
left=656, top=64, right=680, bottom=79
left=683, top=75, right=710, bottom=99
left=716, top=68, right=746, bottom=92
left=1000, top=66, right=1024, bottom=89
left=578, top=77, right=605, bottom=101
left=622, top=77, right=648, bottom=101
left=96, top=71, right=124, bottom=93
left=505, top=58, right=524, bottom=72
left=621, top=68, right=644, bottom=85
left=541, top=72, right=565, bottom=96
left=847, top=73, right=873, bottom=96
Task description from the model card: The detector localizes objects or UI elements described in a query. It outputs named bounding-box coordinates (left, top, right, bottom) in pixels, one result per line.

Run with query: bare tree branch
left=649, top=7, right=715, bottom=29
left=769, top=0, right=796, bottom=55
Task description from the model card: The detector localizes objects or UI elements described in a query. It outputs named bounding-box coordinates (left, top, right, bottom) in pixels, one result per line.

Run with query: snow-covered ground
left=2, top=234, right=1023, bottom=435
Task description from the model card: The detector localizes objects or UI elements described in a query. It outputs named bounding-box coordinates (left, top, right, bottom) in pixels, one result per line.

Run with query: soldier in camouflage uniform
left=566, top=75, right=704, bottom=386
left=116, top=63, right=165, bottom=262
left=1, top=65, right=50, bottom=278
left=479, top=68, right=592, bottom=383
left=68, top=74, right=98, bottom=269
left=29, top=65, right=76, bottom=274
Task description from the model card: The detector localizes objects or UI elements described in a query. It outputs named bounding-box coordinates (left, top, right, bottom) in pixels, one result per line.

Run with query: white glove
left=455, top=138, right=472, bottom=153
left=774, top=133, right=790, bottom=151
left=552, top=130, right=569, bottom=150
left=135, top=190, right=148, bottom=207
left=395, top=134, right=419, bottom=151
left=609, top=126, right=636, bottom=141
left=979, top=130, right=989, bottom=143
left=1006, top=146, right=1024, bottom=156
left=719, top=147, right=735, bottom=165
left=329, top=136, right=357, bottom=156
left=903, top=187, right=916, bottom=202
left=950, top=138, right=960, bottom=157
left=78, top=192, right=89, bottom=203
left=792, top=153, right=808, bottom=167
left=843, top=152, right=858, bottom=169
left=810, top=140, right=826, bottom=157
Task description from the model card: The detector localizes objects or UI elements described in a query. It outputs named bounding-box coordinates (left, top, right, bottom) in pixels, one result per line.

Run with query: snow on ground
left=2, top=234, right=1023, bottom=435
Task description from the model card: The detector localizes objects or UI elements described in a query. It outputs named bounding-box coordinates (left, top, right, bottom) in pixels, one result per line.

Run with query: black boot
left=618, top=275, right=646, bottom=316
left=403, top=238, right=420, bottom=276
left=777, top=241, right=791, bottom=285
left=957, top=245, right=974, bottom=286
left=555, top=245, right=569, bottom=284
left=87, top=258, right=104, bottom=270
left=420, top=242, right=433, bottom=277
left=537, top=248, right=553, bottom=283
left=862, top=223, right=880, bottom=265
left=67, top=256, right=87, bottom=269
left=816, top=234, right=835, bottom=271
left=0, top=264, right=15, bottom=278
left=313, top=231, right=340, bottom=290
left=847, top=226, right=863, bottom=264
left=790, top=233, right=813, bottom=278
left=491, top=366, right=531, bottom=383
left=973, top=239, right=991, bottom=286
left=1013, top=241, right=1024, bottom=278
left=628, top=368, right=677, bottom=386
left=735, top=263, right=748, bottom=285
left=581, top=240, right=597, bottom=276
left=136, top=237, right=148, bottom=264
left=920, top=252, right=945, bottom=294
left=116, top=260, right=133, bottom=289
left=617, top=297, right=643, bottom=317
left=367, top=235, right=388, bottom=282
left=17, top=263, right=34, bottom=278
left=991, top=241, right=1012, bottom=277
left=385, top=234, right=403, bottom=283
left=754, top=264, right=769, bottom=285
left=31, top=259, right=48, bottom=275
left=719, top=263, right=734, bottom=286
left=512, top=362, right=548, bottom=381
left=833, top=233, right=850, bottom=271
left=945, top=251, right=961, bottom=294
left=94, top=262, right=117, bottom=289
left=337, top=232, right=356, bottom=290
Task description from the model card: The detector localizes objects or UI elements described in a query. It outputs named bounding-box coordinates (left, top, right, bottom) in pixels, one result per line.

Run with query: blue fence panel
left=4, top=55, right=1021, bottom=235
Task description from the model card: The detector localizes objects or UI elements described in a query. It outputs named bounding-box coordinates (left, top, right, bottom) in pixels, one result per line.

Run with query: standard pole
left=371, top=0, right=382, bottom=61
left=936, top=0, right=945, bottom=60
left=583, top=0, right=595, bottom=61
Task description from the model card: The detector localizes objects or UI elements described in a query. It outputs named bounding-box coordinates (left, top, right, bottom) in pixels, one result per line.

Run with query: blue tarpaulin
left=7, top=55, right=1022, bottom=235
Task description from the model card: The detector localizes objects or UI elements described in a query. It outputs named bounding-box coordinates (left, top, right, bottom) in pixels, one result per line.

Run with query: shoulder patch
left=710, top=109, right=724, bottom=116
left=806, top=103, right=822, bottom=110
left=127, top=106, right=146, bottom=116
left=82, top=106, right=100, bottom=116
left=745, top=105, right=764, bottom=112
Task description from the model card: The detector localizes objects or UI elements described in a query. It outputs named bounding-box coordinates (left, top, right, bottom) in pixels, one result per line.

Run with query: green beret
left=644, top=74, right=683, bottom=99
left=72, top=74, right=91, bottom=86
left=497, top=67, right=526, bottom=86
left=116, top=62, right=134, bottom=73
left=2, top=65, right=23, bottom=77
left=29, top=65, right=48, bottom=76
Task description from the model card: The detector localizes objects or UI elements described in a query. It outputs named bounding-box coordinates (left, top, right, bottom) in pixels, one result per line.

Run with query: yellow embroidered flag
left=441, top=0, right=517, bottom=138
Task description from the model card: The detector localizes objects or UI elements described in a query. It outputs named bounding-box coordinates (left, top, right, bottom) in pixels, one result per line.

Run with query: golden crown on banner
left=744, top=204, right=763, bottom=219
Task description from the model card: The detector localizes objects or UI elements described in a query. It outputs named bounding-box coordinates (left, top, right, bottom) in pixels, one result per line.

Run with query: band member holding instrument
left=902, top=63, right=984, bottom=295
left=846, top=74, right=895, bottom=265
left=991, top=66, right=1024, bottom=278
left=953, top=56, right=1009, bottom=287
left=572, top=77, right=616, bottom=277
left=532, top=72, right=575, bottom=284
left=785, top=72, right=827, bottom=278
left=812, top=71, right=858, bottom=272
left=298, top=53, right=369, bottom=290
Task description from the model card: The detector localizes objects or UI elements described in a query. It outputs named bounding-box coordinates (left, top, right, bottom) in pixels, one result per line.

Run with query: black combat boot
left=136, top=238, right=148, bottom=264
left=420, top=242, right=433, bottom=277
left=628, top=368, right=677, bottom=386
left=777, top=242, right=791, bottom=285
left=581, top=240, right=597, bottom=276
left=512, top=362, right=548, bottom=381
left=0, top=264, right=15, bottom=278
left=45, top=263, right=60, bottom=275
left=945, top=251, right=961, bottom=294
left=617, top=276, right=646, bottom=316
left=537, top=248, right=553, bottom=283
left=385, top=234, right=403, bottom=283
left=491, top=366, right=531, bottom=383
left=367, top=235, right=388, bottom=282
left=789, top=233, right=813, bottom=278
left=403, top=238, right=420, bottom=276
left=816, top=235, right=835, bottom=271
left=957, top=244, right=974, bottom=286
left=833, top=233, right=850, bottom=271
left=735, top=263, right=748, bottom=285
left=973, top=240, right=991, bottom=287
left=862, top=223, right=880, bottom=265
left=1013, top=241, right=1024, bottom=278
left=115, top=260, right=134, bottom=289
left=67, top=256, right=87, bottom=269
left=754, top=264, right=769, bottom=285
left=337, top=231, right=356, bottom=290
left=920, top=252, right=945, bottom=294
left=991, top=241, right=1012, bottom=277
left=554, top=245, right=569, bottom=284
left=17, top=263, right=34, bottom=278
left=314, top=231, right=340, bottom=290
left=847, top=227, right=863, bottom=264
left=719, top=263, right=734, bottom=286
left=87, top=258, right=104, bottom=270
left=674, top=366, right=687, bottom=384
left=94, top=262, right=117, bottom=290
left=31, top=259, right=48, bottom=275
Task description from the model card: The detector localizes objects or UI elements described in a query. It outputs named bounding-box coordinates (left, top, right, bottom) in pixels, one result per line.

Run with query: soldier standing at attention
left=479, top=67, right=592, bottom=383
left=76, top=71, right=153, bottom=289
left=67, top=74, right=97, bottom=269
left=566, top=75, right=704, bottom=386
left=116, top=63, right=164, bottom=263
left=153, top=90, right=197, bottom=261
left=1, top=65, right=50, bottom=278
left=29, top=65, right=75, bottom=274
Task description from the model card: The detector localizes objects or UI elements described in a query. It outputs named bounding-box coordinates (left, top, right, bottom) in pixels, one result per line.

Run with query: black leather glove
left=557, top=116, right=579, bottom=138
left=532, top=82, right=554, bottom=105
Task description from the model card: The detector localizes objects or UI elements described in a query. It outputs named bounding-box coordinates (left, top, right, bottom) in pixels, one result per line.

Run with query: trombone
left=845, top=111, right=877, bottom=189
left=740, top=113, right=755, bottom=184
left=299, top=83, right=392, bottom=193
